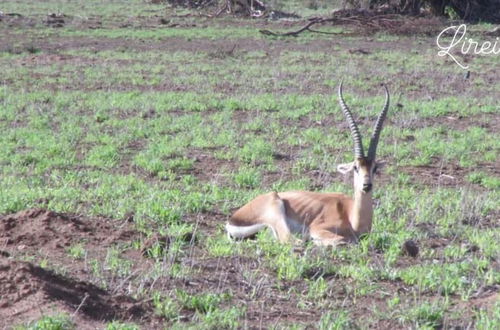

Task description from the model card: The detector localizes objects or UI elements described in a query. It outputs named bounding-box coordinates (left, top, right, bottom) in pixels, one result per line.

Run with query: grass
left=2, top=0, right=499, bottom=328
left=61, top=26, right=262, bottom=41
left=16, top=314, right=142, bottom=330
left=0, top=0, right=165, bottom=20
left=16, top=314, right=74, bottom=330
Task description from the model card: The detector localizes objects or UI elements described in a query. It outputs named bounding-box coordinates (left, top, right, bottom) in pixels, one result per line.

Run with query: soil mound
left=0, top=208, right=155, bottom=328
left=0, top=258, right=145, bottom=322
left=0, top=208, right=135, bottom=253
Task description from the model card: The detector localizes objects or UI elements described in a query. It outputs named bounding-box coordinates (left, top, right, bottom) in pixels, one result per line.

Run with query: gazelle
left=226, top=82, right=390, bottom=246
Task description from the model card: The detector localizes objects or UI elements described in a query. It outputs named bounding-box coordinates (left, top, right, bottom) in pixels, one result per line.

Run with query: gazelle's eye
left=353, top=165, right=359, bottom=172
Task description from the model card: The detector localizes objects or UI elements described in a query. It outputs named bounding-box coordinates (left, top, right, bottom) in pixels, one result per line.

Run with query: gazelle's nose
left=363, top=183, right=372, bottom=192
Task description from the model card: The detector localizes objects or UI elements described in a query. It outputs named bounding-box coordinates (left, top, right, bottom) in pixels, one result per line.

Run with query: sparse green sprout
left=194, top=306, right=244, bottom=329
left=233, top=167, right=261, bottom=189
left=152, top=292, right=180, bottom=321
left=67, top=243, right=86, bottom=260
left=399, top=301, right=446, bottom=329
left=387, top=295, right=400, bottom=309
left=18, top=314, right=73, bottom=330
left=318, top=310, right=353, bottom=330
left=206, top=233, right=236, bottom=257
left=239, top=138, right=274, bottom=164
left=167, top=157, right=194, bottom=172
left=176, top=290, right=231, bottom=314
left=306, top=277, right=328, bottom=300
left=475, top=301, right=500, bottom=330
left=105, top=247, right=132, bottom=276
left=39, top=258, right=49, bottom=269
left=86, top=145, right=120, bottom=168
left=467, top=171, right=500, bottom=189
left=144, top=240, right=167, bottom=259
left=105, top=321, right=140, bottom=330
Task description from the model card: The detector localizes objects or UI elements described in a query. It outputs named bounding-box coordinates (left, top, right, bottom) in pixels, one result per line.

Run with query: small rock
left=402, top=240, right=419, bottom=257
left=464, top=244, right=479, bottom=253
left=124, top=211, right=135, bottom=223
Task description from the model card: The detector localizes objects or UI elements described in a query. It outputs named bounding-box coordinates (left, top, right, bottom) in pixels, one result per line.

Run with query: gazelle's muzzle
left=362, top=183, right=372, bottom=193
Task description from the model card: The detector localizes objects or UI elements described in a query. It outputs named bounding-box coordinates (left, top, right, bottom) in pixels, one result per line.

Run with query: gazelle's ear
left=337, top=162, right=354, bottom=174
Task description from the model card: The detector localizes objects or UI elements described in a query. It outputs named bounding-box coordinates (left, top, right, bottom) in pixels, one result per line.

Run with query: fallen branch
left=259, top=18, right=336, bottom=36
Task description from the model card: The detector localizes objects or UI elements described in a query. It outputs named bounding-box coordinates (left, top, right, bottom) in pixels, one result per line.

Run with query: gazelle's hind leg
left=226, top=192, right=293, bottom=243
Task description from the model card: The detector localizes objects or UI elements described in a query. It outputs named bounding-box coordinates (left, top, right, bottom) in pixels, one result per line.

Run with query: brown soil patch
left=190, top=149, right=236, bottom=184
left=397, top=113, right=500, bottom=135
left=0, top=208, right=137, bottom=256
left=402, top=160, right=499, bottom=188
left=403, top=162, right=469, bottom=187
left=0, top=259, right=146, bottom=325
left=0, top=209, right=160, bottom=328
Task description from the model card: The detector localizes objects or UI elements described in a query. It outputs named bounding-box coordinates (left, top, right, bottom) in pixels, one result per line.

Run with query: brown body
left=229, top=191, right=358, bottom=244
left=226, top=82, right=389, bottom=246
left=227, top=160, right=375, bottom=246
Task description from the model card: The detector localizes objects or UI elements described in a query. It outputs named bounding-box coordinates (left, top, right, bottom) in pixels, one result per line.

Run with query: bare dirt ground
left=0, top=209, right=161, bottom=328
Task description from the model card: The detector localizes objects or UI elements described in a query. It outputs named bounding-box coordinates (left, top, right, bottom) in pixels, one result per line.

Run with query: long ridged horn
left=367, top=84, right=390, bottom=160
left=338, top=81, right=364, bottom=159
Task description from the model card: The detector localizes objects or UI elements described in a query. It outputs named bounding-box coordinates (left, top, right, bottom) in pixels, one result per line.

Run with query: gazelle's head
left=336, top=81, right=389, bottom=194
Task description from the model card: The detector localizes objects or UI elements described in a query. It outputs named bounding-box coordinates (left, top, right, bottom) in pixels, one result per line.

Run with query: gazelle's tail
left=226, top=222, right=266, bottom=239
